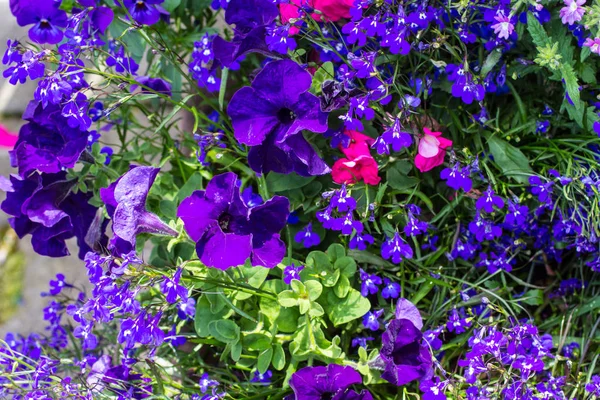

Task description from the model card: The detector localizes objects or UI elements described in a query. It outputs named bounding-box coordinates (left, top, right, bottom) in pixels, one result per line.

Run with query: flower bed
left=1, top=0, right=600, bottom=399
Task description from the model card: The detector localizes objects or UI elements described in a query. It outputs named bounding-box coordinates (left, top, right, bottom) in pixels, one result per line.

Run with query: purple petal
left=197, top=224, right=252, bottom=270
left=394, top=298, right=423, bottom=330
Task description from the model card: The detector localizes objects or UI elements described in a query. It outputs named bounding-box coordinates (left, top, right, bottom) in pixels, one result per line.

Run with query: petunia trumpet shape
left=100, top=166, right=177, bottom=255
left=378, top=298, right=433, bottom=387
left=414, top=127, right=452, bottom=173
left=177, top=172, right=290, bottom=270
left=228, top=60, right=330, bottom=176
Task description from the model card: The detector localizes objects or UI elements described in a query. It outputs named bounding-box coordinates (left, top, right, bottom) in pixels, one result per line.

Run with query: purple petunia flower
left=178, top=172, right=289, bottom=270
left=100, top=166, right=178, bottom=255
left=228, top=60, right=330, bottom=176
left=289, top=364, right=372, bottom=400
left=379, top=299, right=433, bottom=387
left=13, top=1, right=68, bottom=44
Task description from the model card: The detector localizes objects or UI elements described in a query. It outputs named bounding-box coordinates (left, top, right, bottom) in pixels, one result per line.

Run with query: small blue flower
left=359, top=268, right=382, bottom=297
left=283, top=264, right=304, bottom=285
left=362, top=309, right=384, bottom=331
left=294, top=223, right=321, bottom=248
left=251, top=369, right=272, bottom=384
left=381, top=278, right=401, bottom=300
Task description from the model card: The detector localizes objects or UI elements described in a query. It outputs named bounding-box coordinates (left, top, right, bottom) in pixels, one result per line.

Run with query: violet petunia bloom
left=100, top=166, right=177, bottom=255
left=289, top=364, right=373, bottom=400
left=228, top=60, right=330, bottom=176
left=1, top=172, right=106, bottom=259
left=11, top=100, right=89, bottom=177
left=178, top=172, right=290, bottom=270
left=378, top=298, right=433, bottom=387
left=212, top=0, right=279, bottom=67
left=13, top=0, right=68, bottom=44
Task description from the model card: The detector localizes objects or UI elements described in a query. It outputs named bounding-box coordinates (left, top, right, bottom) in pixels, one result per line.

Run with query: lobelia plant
left=0, top=0, right=600, bottom=399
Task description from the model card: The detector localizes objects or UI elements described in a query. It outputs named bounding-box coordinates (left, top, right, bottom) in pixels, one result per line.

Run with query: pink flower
left=560, top=0, right=586, bottom=25
left=332, top=130, right=381, bottom=185
left=491, top=14, right=514, bottom=40
left=584, top=37, right=600, bottom=54
left=280, top=0, right=353, bottom=34
left=414, top=128, right=452, bottom=173
left=0, top=124, right=17, bottom=149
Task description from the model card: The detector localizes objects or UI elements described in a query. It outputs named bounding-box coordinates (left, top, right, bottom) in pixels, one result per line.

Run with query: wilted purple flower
left=289, top=364, right=372, bottom=400
left=228, top=60, right=330, bottom=176
left=131, top=76, right=172, bottom=96
left=100, top=166, right=177, bottom=254
left=379, top=299, right=433, bottom=386
left=178, top=297, right=196, bottom=320
left=295, top=223, right=321, bottom=248
left=178, top=172, right=289, bottom=270
left=13, top=1, right=68, bottom=44
left=381, top=233, right=413, bottom=264
left=283, top=263, right=304, bottom=284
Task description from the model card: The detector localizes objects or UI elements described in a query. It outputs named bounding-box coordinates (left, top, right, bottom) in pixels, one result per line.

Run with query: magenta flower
left=228, top=60, right=330, bottom=176
left=177, top=172, right=289, bottom=270
left=584, top=37, right=600, bottom=54
left=560, top=0, right=586, bottom=25
left=491, top=14, right=515, bottom=40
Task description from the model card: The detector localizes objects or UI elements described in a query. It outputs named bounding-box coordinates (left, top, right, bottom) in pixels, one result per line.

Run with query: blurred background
left=0, top=0, right=85, bottom=336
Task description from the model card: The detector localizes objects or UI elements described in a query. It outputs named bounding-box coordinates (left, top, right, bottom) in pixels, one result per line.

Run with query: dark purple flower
left=178, top=172, right=289, bottom=270
left=199, top=373, right=219, bottom=394
left=475, top=187, right=504, bottom=213
left=1, top=172, right=104, bottom=259
left=283, top=263, right=304, bottom=284
left=228, top=60, right=330, bottom=176
left=160, top=268, right=187, bottom=304
left=178, top=297, right=196, bottom=320
left=250, top=369, right=272, bottom=384
left=100, top=166, right=177, bottom=254
left=349, top=232, right=374, bottom=251
left=14, top=1, right=68, bottom=44
left=440, top=163, right=472, bottom=192
left=379, top=299, right=433, bottom=386
left=289, top=364, right=372, bottom=400
left=49, top=273, right=68, bottom=296
left=11, top=100, right=89, bottom=177
left=352, top=336, right=374, bottom=348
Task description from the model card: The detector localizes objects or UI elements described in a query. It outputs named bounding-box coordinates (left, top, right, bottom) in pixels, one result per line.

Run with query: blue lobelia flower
left=178, top=172, right=290, bottom=270
left=228, top=60, right=330, bottom=176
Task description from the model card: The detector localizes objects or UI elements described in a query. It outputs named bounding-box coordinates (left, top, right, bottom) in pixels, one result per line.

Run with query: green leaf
left=257, top=347, right=273, bottom=374
left=176, top=172, right=203, bottom=203
left=520, top=289, right=544, bottom=306
left=387, top=161, right=419, bottom=191
left=278, top=290, right=299, bottom=308
left=486, top=136, right=533, bottom=184
left=231, top=340, right=242, bottom=362
left=334, top=274, right=350, bottom=298
left=159, top=200, right=177, bottom=220
left=243, top=333, right=272, bottom=351
left=266, top=172, right=315, bottom=192
left=327, top=243, right=346, bottom=262
left=194, top=296, right=228, bottom=337
left=235, top=265, right=269, bottom=300
left=560, top=63, right=581, bottom=110
left=272, top=344, right=286, bottom=371
left=162, top=0, right=182, bottom=12
left=326, top=288, right=371, bottom=326
left=310, top=62, right=334, bottom=94
left=305, top=280, right=323, bottom=301
left=334, top=256, right=356, bottom=277
left=209, top=320, right=240, bottom=344
left=481, top=49, right=503, bottom=77
left=526, top=12, right=550, bottom=48
left=275, top=307, right=300, bottom=333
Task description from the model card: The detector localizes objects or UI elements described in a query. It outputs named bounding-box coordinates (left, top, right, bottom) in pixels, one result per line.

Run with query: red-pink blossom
left=414, top=128, right=452, bottom=173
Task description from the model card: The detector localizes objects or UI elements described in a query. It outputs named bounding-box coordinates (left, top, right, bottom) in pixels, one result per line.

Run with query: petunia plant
left=1, top=0, right=600, bottom=399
